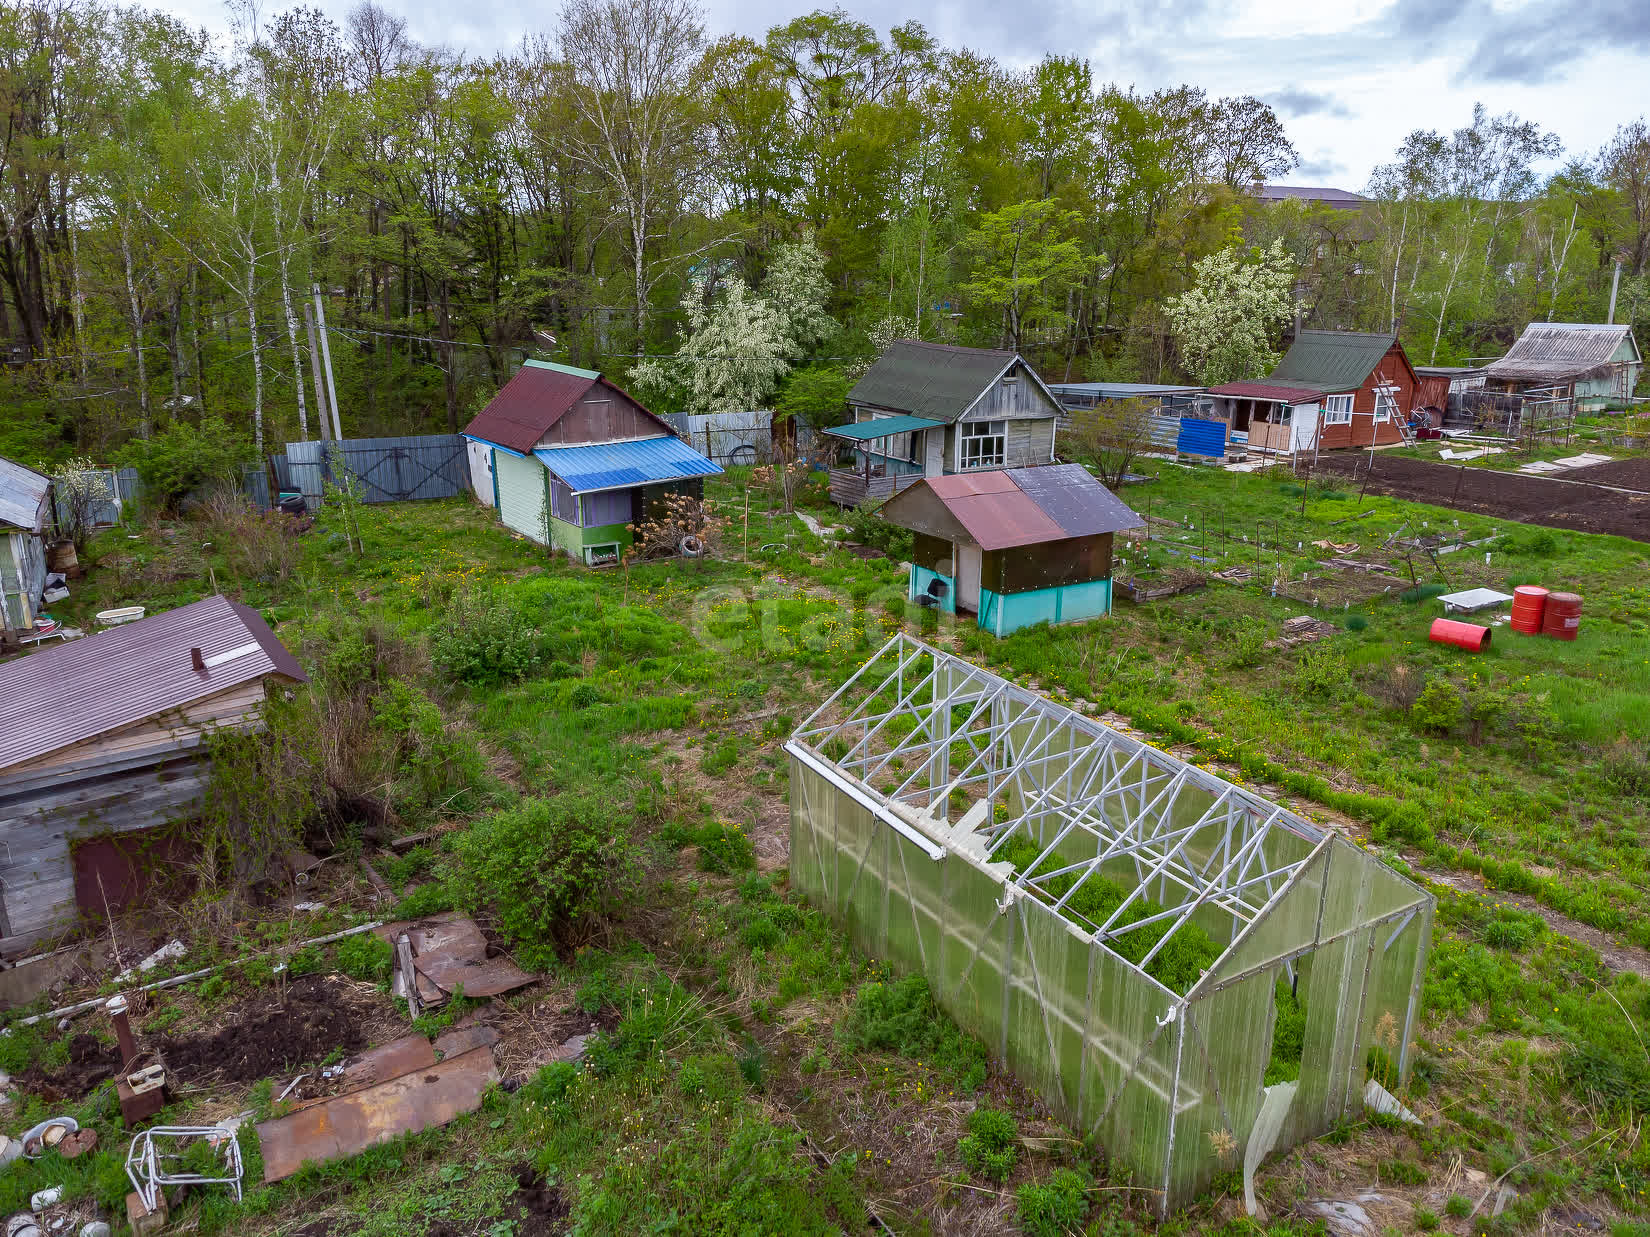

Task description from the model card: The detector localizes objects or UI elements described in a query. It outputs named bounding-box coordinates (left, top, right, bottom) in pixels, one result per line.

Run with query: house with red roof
left=1205, top=331, right=1420, bottom=457
left=461, top=360, right=721, bottom=566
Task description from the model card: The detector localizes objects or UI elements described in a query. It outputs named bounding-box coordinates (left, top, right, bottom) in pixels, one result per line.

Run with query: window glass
left=958, top=420, right=1006, bottom=470
left=1324, top=394, right=1354, bottom=425
left=1374, top=386, right=1398, bottom=421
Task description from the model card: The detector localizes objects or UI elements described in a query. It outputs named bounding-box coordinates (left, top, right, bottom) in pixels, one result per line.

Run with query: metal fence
left=54, top=464, right=269, bottom=527
left=285, top=435, right=469, bottom=509
left=659, top=410, right=774, bottom=466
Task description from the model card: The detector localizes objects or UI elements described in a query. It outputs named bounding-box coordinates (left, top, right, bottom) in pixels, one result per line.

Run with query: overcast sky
left=169, top=0, right=1650, bottom=188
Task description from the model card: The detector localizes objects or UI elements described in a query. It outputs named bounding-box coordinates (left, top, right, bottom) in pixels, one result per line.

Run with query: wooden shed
left=879, top=464, right=1143, bottom=636
left=461, top=360, right=722, bottom=566
left=0, top=595, right=306, bottom=954
left=1485, top=323, right=1642, bottom=411
left=0, top=455, right=51, bottom=638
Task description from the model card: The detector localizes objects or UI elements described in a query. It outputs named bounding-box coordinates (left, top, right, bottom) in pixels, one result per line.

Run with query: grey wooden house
left=0, top=595, right=306, bottom=953
left=827, top=342, right=1062, bottom=506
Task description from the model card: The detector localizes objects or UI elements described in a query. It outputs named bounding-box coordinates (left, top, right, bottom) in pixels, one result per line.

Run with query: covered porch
left=824, top=415, right=942, bottom=508
left=1204, top=382, right=1322, bottom=459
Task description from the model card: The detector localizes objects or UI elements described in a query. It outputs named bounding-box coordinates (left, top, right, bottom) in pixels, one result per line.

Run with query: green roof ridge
left=525, top=358, right=601, bottom=380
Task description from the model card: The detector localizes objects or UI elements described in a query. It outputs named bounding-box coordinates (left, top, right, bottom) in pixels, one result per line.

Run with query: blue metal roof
left=1047, top=382, right=1203, bottom=397
left=534, top=435, right=722, bottom=494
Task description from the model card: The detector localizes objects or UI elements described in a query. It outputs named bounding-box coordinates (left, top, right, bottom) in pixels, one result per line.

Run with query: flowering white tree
left=633, top=234, right=836, bottom=414
left=46, top=458, right=114, bottom=551
left=1163, top=239, right=1298, bottom=385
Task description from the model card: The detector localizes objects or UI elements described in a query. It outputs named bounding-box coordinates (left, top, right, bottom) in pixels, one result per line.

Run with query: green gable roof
left=848, top=341, right=1020, bottom=422
left=1269, top=331, right=1397, bottom=393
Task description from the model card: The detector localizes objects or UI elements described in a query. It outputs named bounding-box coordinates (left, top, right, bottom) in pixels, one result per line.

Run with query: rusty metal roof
left=0, top=594, right=306, bottom=773
left=1486, top=323, right=1641, bottom=383
left=0, top=455, right=50, bottom=533
left=903, top=464, right=1142, bottom=551
left=1206, top=381, right=1325, bottom=404
left=462, top=360, right=600, bottom=455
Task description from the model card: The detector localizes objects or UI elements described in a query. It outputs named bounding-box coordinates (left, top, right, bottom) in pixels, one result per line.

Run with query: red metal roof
left=461, top=361, right=600, bottom=454
left=910, top=464, right=1142, bottom=551
left=1205, top=381, right=1324, bottom=404
left=0, top=594, right=306, bottom=773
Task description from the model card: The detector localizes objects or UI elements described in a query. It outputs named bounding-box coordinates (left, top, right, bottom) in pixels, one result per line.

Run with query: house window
left=1374, top=385, right=1398, bottom=422
left=958, top=419, right=1006, bottom=470
left=1324, top=394, right=1354, bottom=425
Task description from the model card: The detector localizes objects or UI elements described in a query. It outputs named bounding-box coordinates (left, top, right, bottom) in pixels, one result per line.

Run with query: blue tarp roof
left=825, top=415, right=943, bottom=440
left=534, top=435, right=722, bottom=494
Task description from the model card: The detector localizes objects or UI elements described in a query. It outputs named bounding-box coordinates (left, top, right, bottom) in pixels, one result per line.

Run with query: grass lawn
left=8, top=456, right=1650, bottom=1236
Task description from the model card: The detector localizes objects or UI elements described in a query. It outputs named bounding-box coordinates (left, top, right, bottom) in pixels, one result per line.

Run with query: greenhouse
left=786, top=635, right=1432, bottom=1213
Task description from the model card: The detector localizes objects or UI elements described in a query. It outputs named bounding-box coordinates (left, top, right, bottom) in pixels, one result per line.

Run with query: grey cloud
left=1461, top=0, right=1650, bottom=84
left=1296, top=154, right=1349, bottom=182
left=1264, top=88, right=1351, bottom=119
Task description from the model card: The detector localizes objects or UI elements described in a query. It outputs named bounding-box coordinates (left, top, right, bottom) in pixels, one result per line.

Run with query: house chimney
left=191, top=647, right=206, bottom=674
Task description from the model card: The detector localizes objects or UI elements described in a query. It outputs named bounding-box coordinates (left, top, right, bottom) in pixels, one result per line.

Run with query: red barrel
left=1542, top=592, right=1582, bottom=641
left=1510, top=585, right=1548, bottom=635
left=1430, top=618, right=1492, bottom=652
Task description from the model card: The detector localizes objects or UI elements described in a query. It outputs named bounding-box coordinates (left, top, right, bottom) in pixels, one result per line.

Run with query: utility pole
left=1608, top=259, right=1623, bottom=325
left=312, top=284, right=343, bottom=441
left=303, top=303, right=331, bottom=444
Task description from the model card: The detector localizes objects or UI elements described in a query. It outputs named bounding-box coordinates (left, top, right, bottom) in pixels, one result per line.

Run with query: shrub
left=959, top=1106, right=1019, bottom=1182
left=1017, top=1168, right=1091, bottom=1237
left=117, top=417, right=254, bottom=513
left=1410, top=679, right=1463, bottom=735
left=841, top=974, right=988, bottom=1088
left=1225, top=628, right=1267, bottom=669
left=841, top=499, right=914, bottom=560
left=1344, top=613, right=1369, bottom=632
left=372, top=681, right=485, bottom=812
left=445, top=794, right=646, bottom=950
left=1293, top=645, right=1347, bottom=698
left=334, top=932, right=394, bottom=983
left=430, top=589, right=541, bottom=687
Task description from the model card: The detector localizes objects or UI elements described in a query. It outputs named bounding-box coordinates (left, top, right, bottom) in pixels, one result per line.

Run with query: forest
left=0, top=0, right=1648, bottom=463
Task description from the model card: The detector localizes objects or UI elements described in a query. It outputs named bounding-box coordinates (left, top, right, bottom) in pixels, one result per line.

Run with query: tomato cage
left=785, top=633, right=1432, bottom=1214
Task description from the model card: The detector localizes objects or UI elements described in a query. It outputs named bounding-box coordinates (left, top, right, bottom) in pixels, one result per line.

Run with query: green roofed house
left=827, top=341, right=1063, bottom=506
left=878, top=464, right=1143, bottom=636
left=462, top=360, right=722, bottom=566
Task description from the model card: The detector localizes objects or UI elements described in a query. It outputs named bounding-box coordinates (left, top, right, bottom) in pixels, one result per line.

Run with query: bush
left=1017, top=1168, right=1091, bottom=1237
left=371, top=681, right=485, bottom=813
left=334, top=932, right=394, bottom=983
left=1293, top=645, right=1347, bottom=699
left=445, top=794, right=645, bottom=950
left=1410, top=679, right=1463, bottom=735
left=959, top=1106, right=1019, bottom=1182
left=117, top=417, right=255, bottom=513
left=841, top=499, right=914, bottom=560
left=841, top=974, right=988, bottom=1088
left=430, top=589, right=541, bottom=687
left=1344, top=614, right=1368, bottom=632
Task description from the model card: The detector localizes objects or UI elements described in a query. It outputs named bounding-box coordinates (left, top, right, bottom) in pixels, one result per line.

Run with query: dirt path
left=1316, top=452, right=1650, bottom=542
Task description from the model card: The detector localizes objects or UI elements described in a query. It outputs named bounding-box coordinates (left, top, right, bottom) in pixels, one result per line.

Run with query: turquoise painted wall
left=980, top=578, right=1112, bottom=636
left=909, top=564, right=957, bottom=613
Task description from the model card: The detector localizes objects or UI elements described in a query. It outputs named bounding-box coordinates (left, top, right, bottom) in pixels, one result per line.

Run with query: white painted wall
left=494, top=450, right=547, bottom=543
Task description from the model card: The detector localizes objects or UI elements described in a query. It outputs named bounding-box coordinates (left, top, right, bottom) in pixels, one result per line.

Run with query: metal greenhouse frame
left=786, top=634, right=1432, bottom=1213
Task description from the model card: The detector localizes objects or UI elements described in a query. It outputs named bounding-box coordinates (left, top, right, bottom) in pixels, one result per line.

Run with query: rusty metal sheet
left=376, top=913, right=534, bottom=999
left=338, top=1035, right=436, bottom=1090
left=256, top=1044, right=499, bottom=1182
left=433, top=1024, right=499, bottom=1059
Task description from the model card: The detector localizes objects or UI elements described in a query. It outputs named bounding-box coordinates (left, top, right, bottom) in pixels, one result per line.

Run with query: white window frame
left=1324, top=394, right=1354, bottom=425
left=584, top=541, right=622, bottom=566
left=957, top=419, right=1007, bottom=470
left=1374, top=384, right=1398, bottom=423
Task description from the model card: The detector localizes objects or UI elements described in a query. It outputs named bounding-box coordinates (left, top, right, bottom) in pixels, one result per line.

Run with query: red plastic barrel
left=1430, top=618, right=1492, bottom=652
left=1510, top=585, right=1548, bottom=635
left=1542, top=591, right=1582, bottom=641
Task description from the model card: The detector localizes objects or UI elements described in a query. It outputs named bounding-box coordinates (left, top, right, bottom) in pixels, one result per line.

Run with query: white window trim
left=1324, top=394, right=1354, bottom=425
left=1374, top=384, right=1398, bottom=423
left=956, top=419, right=1007, bottom=471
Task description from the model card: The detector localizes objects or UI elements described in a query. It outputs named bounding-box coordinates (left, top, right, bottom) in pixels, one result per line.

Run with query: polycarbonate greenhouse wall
left=787, top=635, right=1432, bottom=1213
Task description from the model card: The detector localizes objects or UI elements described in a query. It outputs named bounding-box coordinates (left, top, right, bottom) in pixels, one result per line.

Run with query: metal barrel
left=1429, top=617, right=1492, bottom=652
left=1541, top=591, right=1582, bottom=641
left=1510, top=585, right=1548, bottom=635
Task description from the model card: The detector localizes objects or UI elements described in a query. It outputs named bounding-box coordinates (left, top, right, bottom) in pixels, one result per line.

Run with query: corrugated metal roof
left=534, top=435, right=722, bottom=494
left=1270, top=330, right=1396, bottom=391
left=1252, top=185, right=1367, bottom=209
left=848, top=341, right=1019, bottom=422
left=1048, top=382, right=1203, bottom=397
left=1206, top=381, right=1323, bottom=404
left=899, top=464, right=1142, bottom=551
left=0, top=594, right=307, bottom=773
left=463, top=359, right=631, bottom=455
left=826, top=415, right=944, bottom=440
left=1485, top=323, right=1641, bottom=383
left=0, top=455, right=50, bottom=533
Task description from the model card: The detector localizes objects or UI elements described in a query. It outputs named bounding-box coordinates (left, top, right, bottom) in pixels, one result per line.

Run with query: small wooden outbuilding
left=0, top=595, right=306, bottom=953
left=461, top=360, right=722, bottom=566
left=0, top=455, right=51, bottom=637
left=1485, top=323, right=1642, bottom=411
left=879, top=463, right=1143, bottom=636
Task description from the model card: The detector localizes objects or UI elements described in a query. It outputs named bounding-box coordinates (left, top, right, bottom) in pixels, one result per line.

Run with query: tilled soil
left=1564, top=455, right=1650, bottom=491
left=155, top=974, right=365, bottom=1083
left=1316, top=453, right=1650, bottom=542
left=22, top=1032, right=123, bottom=1100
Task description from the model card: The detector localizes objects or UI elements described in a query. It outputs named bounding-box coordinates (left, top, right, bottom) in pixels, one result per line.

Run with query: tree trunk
left=277, top=259, right=310, bottom=440
left=247, top=259, right=264, bottom=452
left=437, top=278, right=458, bottom=432
left=119, top=217, right=150, bottom=438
